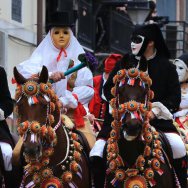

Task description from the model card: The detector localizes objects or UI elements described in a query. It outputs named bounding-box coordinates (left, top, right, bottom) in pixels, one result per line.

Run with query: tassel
left=128, top=78, right=135, bottom=86
left=44, top=94, right=50, bottom=102
left=32, top=96, right=39, bottom=104
left=111, top=177, right=119, bottom=187
left=68, top=182, right=78, bottom=188
left=149, top=179, right=156, bottom=187
left=130, top=112, right=135, bottom=119
left=28, top=97, right=33, bottom=106
left=156, top=168, right=163, bottom=175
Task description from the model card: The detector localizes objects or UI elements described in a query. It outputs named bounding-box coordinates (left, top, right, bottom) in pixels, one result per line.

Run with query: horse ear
left=13, top=67, right=27, bottom=84
left=39, top=66, right=48, bottom=83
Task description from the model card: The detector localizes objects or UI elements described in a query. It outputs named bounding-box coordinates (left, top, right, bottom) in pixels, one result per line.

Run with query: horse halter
left=111, top=68, right=154, bottom=122
left=106, top=68, right=165, bottom=188
left=15, top=80, right=84, bottom=187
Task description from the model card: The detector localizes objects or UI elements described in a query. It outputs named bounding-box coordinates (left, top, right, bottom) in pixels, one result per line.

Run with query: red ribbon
left=72, top=94, right=87, bottom=128
left=56, top=48, right=67, bottom=62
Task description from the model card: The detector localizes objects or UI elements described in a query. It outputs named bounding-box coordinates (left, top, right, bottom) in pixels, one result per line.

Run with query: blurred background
left=0, top=0, right=188, bottom=130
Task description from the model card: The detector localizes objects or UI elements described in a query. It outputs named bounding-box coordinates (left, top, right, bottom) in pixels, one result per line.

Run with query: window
left=12, top=0, right=22, bottom=23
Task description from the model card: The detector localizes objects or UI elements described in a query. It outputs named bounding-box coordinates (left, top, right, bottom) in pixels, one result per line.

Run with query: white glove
left=152, top=102, right=173, bottom=120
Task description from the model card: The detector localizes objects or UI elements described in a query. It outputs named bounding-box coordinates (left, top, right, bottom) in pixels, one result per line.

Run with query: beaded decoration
left=106, top=68, right=164, bottom=187
left=15, top=81, right=83, bottom=187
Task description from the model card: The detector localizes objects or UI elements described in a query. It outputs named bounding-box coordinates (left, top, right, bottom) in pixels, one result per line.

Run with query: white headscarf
left=17, top=28, right=93, bottom=109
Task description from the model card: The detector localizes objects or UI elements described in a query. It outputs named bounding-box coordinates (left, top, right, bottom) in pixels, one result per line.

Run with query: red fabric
left=89, top=75, right=103, bottom=118
left=56, top=48, right=67, bottom=62
left=72, top=93, right=87, bottom=128
left=11, top=77, right=17, bottom=84
left=104, top=54, right=122, bottom=73
left=175, top=117, right=185, bottom=129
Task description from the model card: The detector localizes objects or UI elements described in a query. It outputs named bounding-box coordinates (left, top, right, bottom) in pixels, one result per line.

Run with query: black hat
left=132, top=24, right=170, bottom=58
left=176, top=53, right=188, bottom=68
left=47, top=11, right=76, bottom=30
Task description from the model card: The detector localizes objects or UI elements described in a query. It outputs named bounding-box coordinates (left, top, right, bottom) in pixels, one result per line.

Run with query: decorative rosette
left=110, top=129, right=120, bottom=140
left=42, top=147, right=54, bottom=157
left=70, top=161, right=79, bottom=173
left=41, top=168, right=53, bottom=179
left=107, top=142, right=119, bottom=153
left=127, top=68, right=139, bottom=78
left=124, top=175, right=147, bottom=188
left=111, top=120, right=122, bottom=130
left=40, top=83, right=49, bottom=94
left=73, top=151, right=81, bottom=162
left=73, top=141, right=82, bottom=152
left=116, top=69, right=126, bottom=80
left=110, top=98, right=117, bottom=108
left=107, top=152, right=117, bottom=162
left=40, top=125, right=48, bottom=138
left=23, top=81, right=39, bottom=96
left=61, top=171, right=73, bottom=183
left=41, top=157, right=50, bottom=166
left=18, top=121, right=29, bottom=133
left=136, top=155, right=145, bottom=170
left=143, top=132, right=153, bottom=144
left=127, top=100, right=139, bottom=112
left=153, top=149, right=163, bottom=160
left=144, top=146, right=151, bottom=157
left=41, top=177, right=62, bottom=188
left=111, top=87, right=116, bottom=97
left=144, top=168, right=154, bottom=180
left=118, top=103, right=127, bottom=114
left=139, top=103, right=148, bottom=114
left=30, top=121, right=41, bottom=134
left=29, top=162, right=42, bottom=174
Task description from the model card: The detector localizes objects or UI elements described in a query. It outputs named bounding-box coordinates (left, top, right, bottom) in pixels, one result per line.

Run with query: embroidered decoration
left=106, top=68, right=164, bottom=187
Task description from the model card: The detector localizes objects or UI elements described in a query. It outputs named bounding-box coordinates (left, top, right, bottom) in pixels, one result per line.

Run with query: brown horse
left=104, top=68, right=176, bottom=188
left=13, top=66, right=91, bottom=188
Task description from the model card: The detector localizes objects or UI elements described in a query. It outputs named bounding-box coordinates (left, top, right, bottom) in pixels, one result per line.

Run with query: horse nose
left=24, top=142, right=41, bottom=157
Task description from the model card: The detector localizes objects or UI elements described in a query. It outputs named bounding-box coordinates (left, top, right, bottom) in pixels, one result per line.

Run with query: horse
left=104, top=67, right=176, bottom=188
left=13, top=66, right=91, bottom=188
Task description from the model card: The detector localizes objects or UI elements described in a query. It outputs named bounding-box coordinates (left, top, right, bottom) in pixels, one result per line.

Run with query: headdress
left=132, top=24, right=170, bottom=58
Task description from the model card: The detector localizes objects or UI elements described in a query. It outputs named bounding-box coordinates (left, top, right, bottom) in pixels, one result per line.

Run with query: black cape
left=97, top=53, right=181, bottom=139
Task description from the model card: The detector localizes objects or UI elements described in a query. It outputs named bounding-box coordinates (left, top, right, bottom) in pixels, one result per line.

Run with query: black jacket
left=97, top=54, right=181, bottom=139
left=0, top=67, right=14, bottom=148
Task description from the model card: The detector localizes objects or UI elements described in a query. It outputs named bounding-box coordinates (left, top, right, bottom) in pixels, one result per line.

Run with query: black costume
left=0, top=67, right=14, bottom=147
left=95, top=24, right=187, bottom=188
left=98, top=53, right=181, bottom=140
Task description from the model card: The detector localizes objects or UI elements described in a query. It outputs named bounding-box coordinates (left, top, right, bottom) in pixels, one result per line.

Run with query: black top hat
left=132, top=24, right=170, bottom=58
left=47, top=11, right=76, bottom=30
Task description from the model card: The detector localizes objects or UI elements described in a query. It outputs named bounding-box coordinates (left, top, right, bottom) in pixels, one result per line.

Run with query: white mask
left=173, top=59, right=188, bottom=82
left=131, top=35, right=145, bottom=56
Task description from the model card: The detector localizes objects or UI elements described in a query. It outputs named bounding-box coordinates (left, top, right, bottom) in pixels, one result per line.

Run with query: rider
left=91, top=23, right=187, bottom=188
left=0, top=66, right=15, bottom=188
left=88, top=54, right=122, bottom=133
left=173, top=53, right=188, bottom=151
left=16, top=11, right=95, bottom=148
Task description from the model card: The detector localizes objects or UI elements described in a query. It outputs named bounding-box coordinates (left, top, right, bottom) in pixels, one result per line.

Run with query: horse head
left=110, top=67, right=153, bottom=141
left=14, top=66, right=60, bottom=161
